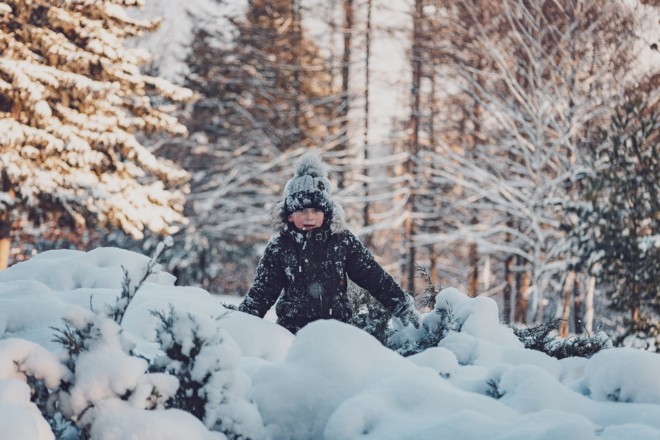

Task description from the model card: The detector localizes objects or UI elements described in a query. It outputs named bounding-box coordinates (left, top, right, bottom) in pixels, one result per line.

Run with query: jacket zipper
left=299, top=232, right=308, bottom=273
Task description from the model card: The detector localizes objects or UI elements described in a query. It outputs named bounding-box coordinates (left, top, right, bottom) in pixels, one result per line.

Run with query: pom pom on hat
left=293, top=152, right=329, bottom=179
left=283, top=152, right=334, bottom=215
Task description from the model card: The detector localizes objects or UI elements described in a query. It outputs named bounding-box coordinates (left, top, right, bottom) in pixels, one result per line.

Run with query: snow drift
left=0, top=247, right=659, bottom=439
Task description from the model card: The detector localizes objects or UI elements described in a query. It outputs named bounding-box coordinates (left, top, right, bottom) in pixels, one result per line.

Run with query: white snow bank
left=0, top=380, right=54, bottom=440
left=89, top=399, right=226, bottom=440
left=0, top=247, right=659, bottom=439
left=582, top=348, right=660, bottom=404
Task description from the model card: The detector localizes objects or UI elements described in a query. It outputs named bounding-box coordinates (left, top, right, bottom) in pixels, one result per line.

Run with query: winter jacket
left=238, top=223, right=411, bottom=334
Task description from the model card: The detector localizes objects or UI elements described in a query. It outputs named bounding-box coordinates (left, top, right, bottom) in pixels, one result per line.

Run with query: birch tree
left=405, top=0, right=507, bottom=298
left=0, top=0, right=192, bottom=269
left=425, top=0, right=637, bottom=325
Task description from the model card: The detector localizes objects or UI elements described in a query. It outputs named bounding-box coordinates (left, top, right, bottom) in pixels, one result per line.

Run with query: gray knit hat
left=283, top=152, right=333, bottom=215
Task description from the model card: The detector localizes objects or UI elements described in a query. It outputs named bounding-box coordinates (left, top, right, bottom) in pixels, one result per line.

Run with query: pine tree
left=566, top=88, right=659, bottom=338
left=148, top=0, right=339, bottom=293
left=150, top=307, right=265, bottom=439
left=187, top=0, right=335, bottom=151
left=0, top=0, right=192, bottom=269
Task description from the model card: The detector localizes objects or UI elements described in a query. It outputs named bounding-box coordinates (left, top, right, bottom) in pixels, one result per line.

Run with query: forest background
left=1, top=0, right=658, bottom=348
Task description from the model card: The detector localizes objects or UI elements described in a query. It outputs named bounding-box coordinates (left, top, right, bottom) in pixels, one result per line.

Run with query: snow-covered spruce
left=150, top=307, right=264, bottom=439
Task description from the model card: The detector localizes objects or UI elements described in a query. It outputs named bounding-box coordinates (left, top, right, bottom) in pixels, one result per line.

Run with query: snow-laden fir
left=0, top=247, right=659, bottom=440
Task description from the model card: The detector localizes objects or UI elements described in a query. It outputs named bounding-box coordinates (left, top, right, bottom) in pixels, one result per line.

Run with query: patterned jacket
left=238, top=222, right=411, bottom=334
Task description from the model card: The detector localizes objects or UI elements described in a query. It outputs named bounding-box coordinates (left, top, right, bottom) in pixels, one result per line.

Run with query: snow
left=89, top=400, right=225, bottom=440
left=128, top=0, right=247, bottom=82
left=0, top=247, right=659, bottom=439
left=0, top=380, right=54, bottom=440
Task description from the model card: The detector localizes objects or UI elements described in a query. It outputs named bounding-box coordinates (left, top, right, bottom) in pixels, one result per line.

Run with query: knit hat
left=283, top=152, right=333, bottom=216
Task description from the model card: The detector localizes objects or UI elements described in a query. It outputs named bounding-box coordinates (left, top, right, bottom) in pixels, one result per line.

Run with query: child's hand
left=408, top=310, right=421, bottom=328
left=398, top=307, right=421, bottom=329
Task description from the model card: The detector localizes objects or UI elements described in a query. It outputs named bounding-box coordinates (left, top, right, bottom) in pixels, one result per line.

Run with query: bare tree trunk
left=468, top=233, right=478, bottom=297
left=631, top=283, right=640, bottom=331
left=426, top=66, right=438, bottom=289
left=584, top=275, right=595, bottom=334
left=429, top=244, right=437, bottom=285
left=327, top=0, right=339, bottom=96
left=336, top=0, right=353, bottom=190
left=503, top=256, right=514, bottom=324
left=362, top=0, right=372, bottom=246
left=0, top=178, right=11, bottom=270
left=502, top=216, right=514, bottom=323
left=522, top=274, right=531, bottom=324
left=573, top=276, right=583, bottom=334
left=559, top=270, right=576, bottom=337
left=0, top=215, right=9, bottom=270
left=292, top=0, right=302, bottom=147
left=405, top=0, right=423, bottom=291
left=514, top=256, right=530, bottom=324
left=515, top=274, right=529, bottom=324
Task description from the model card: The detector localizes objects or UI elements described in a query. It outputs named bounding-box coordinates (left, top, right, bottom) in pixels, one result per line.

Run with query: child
left=238, top=151, right=419, bottom=334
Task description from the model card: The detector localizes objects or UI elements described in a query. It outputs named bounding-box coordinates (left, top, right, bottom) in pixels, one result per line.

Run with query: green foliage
left=106, top=240, right=170, bottom=324
left=149, top=307, right=262, bottom=439
left=415, top=264, right=441, bottom=311
left=51, top=320, right=95, bottom=373
left=565, top=91, right=659, bottom=334
left=349, top=284, right=393, bottom=345
left=486, top=379, right=504, bottom=399
left=384, top=267, right=457, bottom=357
left=387, top=303, right=459, bottom=357
left=615, top=318, right=660, bottom=353
left=43, top=241, right=173, bottom=439
left=150, top=306, right=210, bottom=421
left=512, top=319, right=611, bottom=359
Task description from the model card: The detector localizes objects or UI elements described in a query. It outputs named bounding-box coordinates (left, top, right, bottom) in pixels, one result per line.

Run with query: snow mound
left=0, top=247, right=659, bottom=439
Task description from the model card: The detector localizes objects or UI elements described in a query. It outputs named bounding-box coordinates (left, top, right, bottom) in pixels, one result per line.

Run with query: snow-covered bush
left=0, top=338, right=72, bottom=437
left=43, top=243, right=178, bottom=437
left=348, top=284, right=392, bottom=344
left=387, top=297, right=459, bottom=356
left=386, top=288, right=464, bottom=357
left=617, top=319, right=660, bottom=353
left=3, top=246, right=660, bottom=439
left=150, top=307, right=264, bottom=440
left=0, top=242, right=259, bottom=439
left=352, top=267, right=451, bottom=356
left=512, top=319, right=612, bottom=359
left=387, top=276, right=612, bottom=360
left=53, top=306, right=180, bottom=438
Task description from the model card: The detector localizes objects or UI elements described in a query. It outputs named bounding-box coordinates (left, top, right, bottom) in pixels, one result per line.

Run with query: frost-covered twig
left=109, top=238, right=172, bottom=325
left=512, top=319, right=611, bottom=359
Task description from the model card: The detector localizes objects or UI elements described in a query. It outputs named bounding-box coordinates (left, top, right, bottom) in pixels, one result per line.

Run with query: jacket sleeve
left=238, top=237, right=286, bottom=318
left=344, top=231, right=412, bottom=318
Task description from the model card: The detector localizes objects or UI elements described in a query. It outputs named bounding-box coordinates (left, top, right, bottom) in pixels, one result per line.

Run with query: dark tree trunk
left=0, top=177, right=12, bottom=270
left=559, top=271, right=576, bottom=337
left=362, top=0, right=372, bottom=247
left=405, top=0, right=423, bottom=291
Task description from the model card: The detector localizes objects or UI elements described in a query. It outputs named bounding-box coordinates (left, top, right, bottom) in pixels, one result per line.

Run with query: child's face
left=288, top=208, right=325, bottom=231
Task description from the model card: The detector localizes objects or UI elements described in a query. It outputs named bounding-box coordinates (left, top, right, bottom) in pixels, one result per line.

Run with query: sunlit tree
left=0, top=0, right=192, bottom=268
